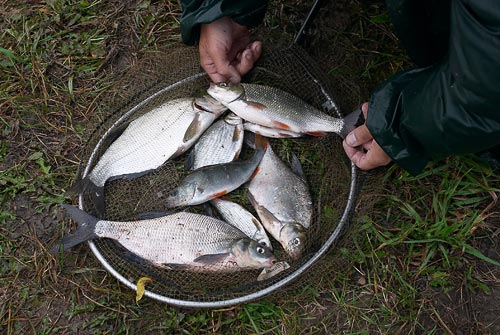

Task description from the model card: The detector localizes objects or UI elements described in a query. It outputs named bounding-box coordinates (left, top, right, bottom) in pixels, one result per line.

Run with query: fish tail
left=339, top=107, right=363, bottom=138
left=73, top=175, right=106, bottom=217
left=50, top=204, right=99, bottom=253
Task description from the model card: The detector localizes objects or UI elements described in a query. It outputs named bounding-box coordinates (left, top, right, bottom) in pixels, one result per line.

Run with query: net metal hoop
left=78, top=71, right=358, bottom=308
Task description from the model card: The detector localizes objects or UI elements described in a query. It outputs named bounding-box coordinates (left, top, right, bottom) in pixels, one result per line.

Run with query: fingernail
left=245, top=51, right=252, bottom=60
left=255, top=43, right=262, bottom=54
left=346, top=133, right=356, bottom=146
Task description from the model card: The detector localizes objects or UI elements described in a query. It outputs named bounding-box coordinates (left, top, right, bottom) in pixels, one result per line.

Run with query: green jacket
left=180, top=0, right=268, bottom=45
left=180, top=0, right=500, bottom=175
left=369, top=0, right=500, bottom=174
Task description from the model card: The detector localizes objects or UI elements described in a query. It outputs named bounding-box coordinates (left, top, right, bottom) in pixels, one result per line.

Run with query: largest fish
left=71, top=95, right=227, bottom=214
left=207, top=82, right=360, bottom=137
left=51, top=204, right=276, bottom=272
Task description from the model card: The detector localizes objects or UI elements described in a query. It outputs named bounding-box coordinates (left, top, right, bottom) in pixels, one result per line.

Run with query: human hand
left=343, top=103, right=392, bottom=170
left=199, top=17, right=262, bottom=83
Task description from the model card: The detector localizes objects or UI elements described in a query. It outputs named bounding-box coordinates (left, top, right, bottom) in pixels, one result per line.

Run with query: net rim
left=78, top=71, right=358, bottom=308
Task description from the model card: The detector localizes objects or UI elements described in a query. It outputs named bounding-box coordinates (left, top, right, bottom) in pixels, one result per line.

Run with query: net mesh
left=78, top=44, right=360, bottom=305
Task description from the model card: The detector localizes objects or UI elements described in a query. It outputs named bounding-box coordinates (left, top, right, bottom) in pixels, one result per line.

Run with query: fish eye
left=256, top=246, right=265, bottom=254
left=292, top=238, right=301, bottom=246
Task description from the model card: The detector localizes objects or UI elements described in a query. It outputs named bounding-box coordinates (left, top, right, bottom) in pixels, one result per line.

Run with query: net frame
left=76, top=45, right=360, bottom=307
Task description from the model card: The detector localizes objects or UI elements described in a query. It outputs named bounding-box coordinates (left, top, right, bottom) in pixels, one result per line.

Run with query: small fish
left=210, top=198, right=272, bottom=250
left=51, top=204, right=276, bottom=272
left=164, top=134, right=267, bottom=208
left=207, top=82, right=360, bottom=137
left=247, top=144, right=313, bottom=260
left=187, top=113, right=244, bottom=170
left=243, top=122, right=303, bottom=139
left=70, top=95, right=227, bottom=215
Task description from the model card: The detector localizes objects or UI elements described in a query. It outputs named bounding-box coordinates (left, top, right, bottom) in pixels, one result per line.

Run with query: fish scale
left=52, top=205, right=276, bottom=271
left=207, top=83, right=348, bottom=136
left=95, top=212, right=246, bottom=264
left=242, top=83, right=344, bottom=135
left=190, top=113, right=244, bottom=170
left=89, top=97, right=224, bottom=187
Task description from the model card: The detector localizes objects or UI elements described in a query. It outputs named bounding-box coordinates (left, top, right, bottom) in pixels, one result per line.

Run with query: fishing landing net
left=77, top=44, right=364, bottom=307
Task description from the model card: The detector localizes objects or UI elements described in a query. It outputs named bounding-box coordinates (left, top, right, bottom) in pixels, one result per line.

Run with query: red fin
left=247, top=101, right=267, bottom=110
left=249, top=166, right=260, bottom=180
left=253, top=133, right=268, bottom=151
left=210, top=190, right=228, bottom=199
left=304, top=131, right=327, bottom=137
left=272, top=121, right=291, bottom=130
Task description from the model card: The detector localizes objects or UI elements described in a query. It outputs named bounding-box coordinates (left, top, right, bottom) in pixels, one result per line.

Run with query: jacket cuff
left=366, top=68, right=432, bottom=176
left=180, top=0, right=268, bottom=45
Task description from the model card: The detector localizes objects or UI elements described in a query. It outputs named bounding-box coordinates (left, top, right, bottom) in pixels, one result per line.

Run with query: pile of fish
left=52, top=82, right=358, bottom=278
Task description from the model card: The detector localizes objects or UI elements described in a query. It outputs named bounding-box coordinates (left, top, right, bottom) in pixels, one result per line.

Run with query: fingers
left=343, top=139, right=392, bottom=170
left=236, top=41, right=262, bottom=76
left=345, top=124, right=373, bottom=147
left=342, top=101, right=391, bottom=170
left=361, top=102, right=369, bottom=118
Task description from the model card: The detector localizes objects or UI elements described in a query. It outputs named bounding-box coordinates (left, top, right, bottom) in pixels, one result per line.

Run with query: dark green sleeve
left=180, top=0, right=268, bottom=45
left=367, top=0, right=500, bottom=175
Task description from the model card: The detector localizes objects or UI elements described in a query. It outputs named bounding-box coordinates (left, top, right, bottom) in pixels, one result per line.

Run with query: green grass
left=1, top=1, right=499, bottom=334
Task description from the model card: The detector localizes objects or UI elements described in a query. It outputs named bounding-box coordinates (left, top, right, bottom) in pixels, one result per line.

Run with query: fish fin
left=304, top=131, right=326, bottom=137
left=210, top=190, right=228, bottom=199
left=339, top=107, right=363, bottom=138
left=184, top=149, right=195, bottom=170
left=244, top=131, right=256, bottom=149
left=232, top=126, right=242, bottom=143
left=67, top=177, right=84, bottom=196
left=202, top=202, right=215, bottom=217
left=246, top=101, right=267, bottom=110
left=253, top=133, right=268, bottom=152
left=50, top=204, right=99, bottom=253
left=248, top=193, right=281, bottom=225
left=193, top=253, right=230, bottom=264
left=183, top=112, right=202, bottom=142
left=249, top=166, right=261, bottom=181
left=290, top=153, right=307, bottom=180
left=272, top=121, right=292, bottom=130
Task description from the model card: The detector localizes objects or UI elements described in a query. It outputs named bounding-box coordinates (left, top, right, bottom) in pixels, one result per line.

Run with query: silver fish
left=243, top=122, right=303, bottom=139
left=207, top=82, right=359, bottom=137
left=51, top=205, right=276, bottom=272
left=247, top=144, right=313, bottom=260
left=71, top=96, right=227, bottom=214
left=210, top=198, right=272, bottom=250
left=164, top=135, right=267, bottom=208
left=188, top=113, right=244, bottom=170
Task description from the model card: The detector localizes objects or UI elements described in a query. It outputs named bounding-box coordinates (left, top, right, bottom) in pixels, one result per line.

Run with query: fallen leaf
left=136, top=277, right=152, bottom=303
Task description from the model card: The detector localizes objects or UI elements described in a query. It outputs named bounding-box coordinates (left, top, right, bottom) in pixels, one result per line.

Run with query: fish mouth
left=268, top=258, right=277, bottom=267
